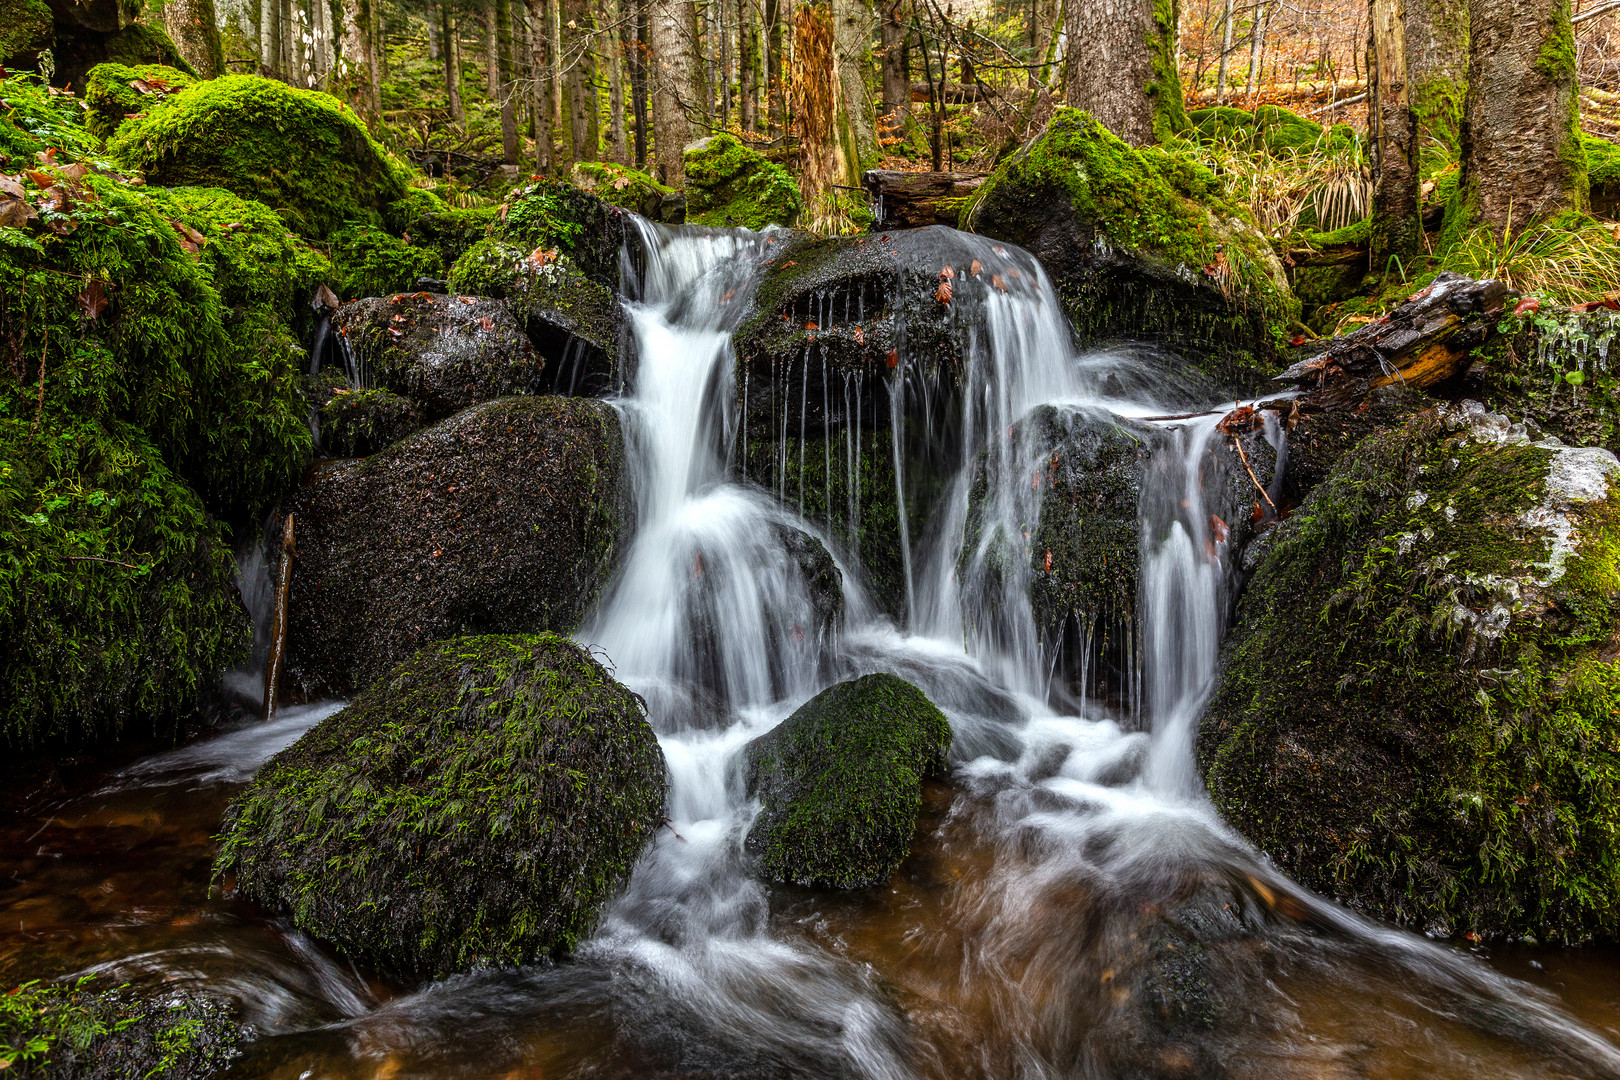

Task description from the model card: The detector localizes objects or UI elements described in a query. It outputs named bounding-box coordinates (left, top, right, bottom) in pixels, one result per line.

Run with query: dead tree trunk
left=795, top=2, right=843, bottom=229
left=1368, top=0, right=1419, bottom=261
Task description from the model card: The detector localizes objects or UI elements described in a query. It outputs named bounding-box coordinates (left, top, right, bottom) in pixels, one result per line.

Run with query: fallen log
left=862, top=169, right=986, bottom=229
left=1273, top=271, right=1508, bottom=409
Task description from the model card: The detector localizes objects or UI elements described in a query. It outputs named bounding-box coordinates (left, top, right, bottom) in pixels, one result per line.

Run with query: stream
left=3, top=220, right=1619, bottom=1079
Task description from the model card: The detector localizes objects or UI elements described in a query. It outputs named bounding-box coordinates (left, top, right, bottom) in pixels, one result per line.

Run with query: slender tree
left=1457, top=0, right=1583, bottom=231
left=795, top=2, right=842, bottom=227
left=1062, top=0, right=1187, bottom=144
left=1405, top=0, right=1468, bottom=155
left=740, top=0, right=761, bottom=130
left=499, top=0, right=520, bottom=164
left=1215, top=0, right=1234, bottom=103
left=631, top=0, right=652, bottom=166
left=1369, top=0, right=1419, bottom=260
left=832, top=0, right=879, bottom=172
left=562, top=0, right=599, bottom=163
left=337, top=0, right=378, bottom=115
left=526, top=0, right=555, bottom=170
left=608, top=0, right=631, bottom=163
left=442, top=2, right=467, bottom=122
left=878, top=0, right=908, bottom=124
left=650, top=0, right=695, bottom=184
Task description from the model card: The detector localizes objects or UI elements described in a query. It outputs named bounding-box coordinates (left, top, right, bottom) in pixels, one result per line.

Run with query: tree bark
left=562, top=0, right=598, bottom=163
left=547, top=0, right=565, bottom=157
left=498, top=0, right=519, bottom=164
left=485, top=3, right=502, bottom=94
left=443, top=3, right=466, bottom=123
left=1244, top=0, right=1268, bottom=97
left=650, top=0, right=694, bottom=185
left=795, top=2, right=846, bottom=228
left=832, top=0, right=878, bottom=173
left=1405, top=0, right=1468, bottom=156
left=769, top=0, right=788, bottom=132
left=1215, top=0, right=1233, bottom=103
left=167, top=0, right=226, bottom=77
left=1062, top=0, right=1186, bottom=144
left=337, top=0, right=376, bottom=115
left=260, top=0, right=278, bottom=74
left=632, top=0, right=651, bottom=166
left=1369, top=0, right=1419, bottom=260
left=879, top=0, right=907, bottom=120
left=526, top=0, right=554, bottom=170
left=1459, top=0, right=1583, bottom=231
left=740, top=0, right=760, bottom=130
left=608, top=0, right=630, bottom=163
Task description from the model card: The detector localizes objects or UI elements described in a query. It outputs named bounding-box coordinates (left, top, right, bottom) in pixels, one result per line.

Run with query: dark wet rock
left=683, top=133, right=801, bottom=229
left=570, top=160, right=682, bottom=222
left=1277, top=384, right=1427, bottom=502
left=0, top=0, right=54, bottom=67
left=745, top=673, right=950, bottom=889
left=332, top=293, right=542, bottom=420
left=0, top=975, right=247, bottom=1079
left=281, top=396, right=628, bottom=697
left=404, top=205, right=499, bottom=269
left=318, top=386, right=422, bottom=457
left=216, top=633, right=666, bottom=980
left=962, top=108, right=1297, bottom=389
left=449, top=238, right=623, bottom=396
left=1201, top=403, right=1620, bottom=941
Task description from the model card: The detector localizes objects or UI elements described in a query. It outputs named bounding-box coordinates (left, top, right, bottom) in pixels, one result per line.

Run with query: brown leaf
left=25, top=170, right=53, bottom=187
left=0, top=176, right=24, bottom=199
left=1513, top=296, right=1540, bottom=317
left=60, top=162, right=90, bottom=182
left=886, top=348, right=899, bottom=369
left=990, top=274, right=1007, bottom=292
left=938, top=265, right=954, bottom=280
left=459, top=295, right=479, bottom=305
left=992, top=244, right=1006, bottom=256
left=0, top=196, right=35, bottom=228
left=34, top=147, right=56, bottom=167
left=853, top=325, right=864, bottom=346
left=935, top=280, right=952, bottom=305
left=1007, top=267, right=1023, bottom=280
left=129, top=78, right=154, bottom=94
left=77, top=279, right=108, bottom=321
left=1043, top=549, right=1052, bottom=574
left=805, top=321, right=818, bottom=331
left=611, top=175, right=632, bottom=190
left=479, top=315, right=495, bottom=331
left=1208, top=514, right=1229, bottom=544
left=969, top=259, right=982, bottom=277
left=778, top=260, right=796, bottom=269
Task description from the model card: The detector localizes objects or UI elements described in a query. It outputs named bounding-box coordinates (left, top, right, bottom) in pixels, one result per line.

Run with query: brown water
left=4, top=720, right=1618, bottom=1080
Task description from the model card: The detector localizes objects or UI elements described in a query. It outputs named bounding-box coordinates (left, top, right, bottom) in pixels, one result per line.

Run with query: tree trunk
left=443, top=4, right=466, bottom=122
left=1369, top=0, right=1419, bottom=260
left=498, top=0, right=519, bottom=164
left=740, top=0, right=760, bottom=130
left=485, top=3, right=501, bottom=94
left=526, top=0, right=554, bottom=170
left=632, top=0, right=651, bottom=166
left=718, top=0, right=732, bottom=125
left=1405, top=0, right=1468, bottom=156
left=1062, top=0, right=1185, bottom=144
left=879, top=0, right=907, bottom=120
left=1244, top=0, right=1268, bottom=98
left=260, top=0, right=278, bottom=74
left=547, top=0, right=565, bottom=159
left=795, top=2, right=847, bottom=229
left=167, top=0, right=226, bottom=77
left=832, top=0, right=878, bottom=173
left=1458, top=0, right=1582, bottom=232
left=1215, top=0, right=1233, bottom=103
left=769, top=0, right=788, bottom=132
left=563, top=0, right=599, bottom=164
left=338, top=0, right=376, bottom=114
left=607, top=0, right=630, bottom=163
left=650, top=0, right=694, bottom=185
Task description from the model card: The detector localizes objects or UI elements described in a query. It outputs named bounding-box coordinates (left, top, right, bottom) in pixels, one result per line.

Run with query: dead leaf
left=1007, top=267, right=1023, bottom=280
left=992, top=244, right=1006, bottom=256
left=969, top=259, right=982, bottom=277
left=611, top=175, right=631, bottom=190
left=779, top=260, right=796, bottom=269
left=0, top=195, right=35, bottom=228
left=1513, top=296, right=1541, bottom=317
left=938, top=265, right=954, bottom=280
left=1208, top=514, right=1229, bottom=544
left=459, top=295, right=479, bottom=305
left=61, top=162, right=90, bottom=182
left=853, top=325, right=864, bottom=346
left=34, top=147, right=56, bottom=168
left=0, top=176, right=24, bottom=199
left=77, top=279, right=108, bottom=321
left=886, top=348, right=899, bottom=369
left=25, top=170, right=53, bottom=188
left=805, top=321, right=818, bottom=331
left=935, top=280, right=952, bottom=305
left=1043, top=549, right=1052, bottom=574
left=990, top=274, right=1007, bottom=292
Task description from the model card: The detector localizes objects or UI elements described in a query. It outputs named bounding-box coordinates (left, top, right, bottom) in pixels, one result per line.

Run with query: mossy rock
left=1584, top=135, right=1620, bottom=219
left=332, top=292, right=541, bottom=419
left=1201, top=403, right=1620, bottom=941
left=282, top=396, right=628, bottom=697
left=318, top=386, right=421, bottom=456
left=82, top=62, right=196, bottom=139
left=449, top=238, right=622, bottom=395
left=683, top=133, right=801, bottom=229
left=1476, top=308, right=1620, bottom=458
left=215, top=633, right=667, bottom=980
left=0, top=975, right=246, bottom=1079
left=493, top=179, right=627, bottom=292
left=963, top=108, right=1298, bottom=387
left=0, top=70, right=100, bottom=169
left=405, top=204, right=498, bottom=268
left=56, top=22, right=195, bottom=97
left=744, top=673, right=950, bottom=889
left=0, top=0, right=53, bottom=65
left=571, top=160, right=679, bottom=221
left=107, top=75, right=410, bottom=239
left=0, top=417, right=249, bottom=749
left=328, top=224, right=443, bottom=299
left=1187, top=104, right=1358, bottom=156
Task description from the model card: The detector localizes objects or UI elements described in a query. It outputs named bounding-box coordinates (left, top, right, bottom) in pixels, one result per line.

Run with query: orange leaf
left=935, top=280, right=952, bottom=305
left=990, top=274, right=1007, bottom=292
left=969, top=259, right=982, bottom=277
left=886, top=349, right=899, bottom=369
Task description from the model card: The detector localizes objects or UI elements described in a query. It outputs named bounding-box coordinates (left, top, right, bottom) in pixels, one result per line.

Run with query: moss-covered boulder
left=329, top=224, right=444, bottom=298
left=1187, top=104, right=1359, bottom=156
left=1, top=70, right=101, bottom=169
left=1200, top=403, right=1620, bottom=941
left=318, top=386, right=421, bottom=456
left=494, top=178, right=627, bottom=292
left=571, top=160, right=681, bottom=222
left=0, top=0, right=53, bottom=67
left=282, top=396, right=628, bottom=696
left=107, top=75, right=409, bottom=239
left=683, top=133, right=801, bottom=229
left=0, top=975, right=246, bottom=1079
left=1476, top=306, right=1620, bottom=458
left=744, top=673, right=951, bottom=889
left=332, top=293, right=541, bottom=419
left=405, top=204, right=498, bottom=269
left=963, top=108, right=1298, bottom=386
left=82, top=62, right=195, bottom=139
left=449, top=238, right=622, bottom=395
left=215, top=634, right=667, bottom=980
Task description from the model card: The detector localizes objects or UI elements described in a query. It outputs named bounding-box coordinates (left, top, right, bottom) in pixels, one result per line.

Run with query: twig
left=1138, top=408, right=1227, bottom=421
left=1303, top=92, right=1366, bottom=116
left=64, top=555, right=141, bottom=570
left=1231, top=436, right=1277, bottom=511
left=32, top=322, right=47, bottom=430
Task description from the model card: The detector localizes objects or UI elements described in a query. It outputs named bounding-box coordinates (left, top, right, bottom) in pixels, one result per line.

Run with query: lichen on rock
left=744, top=673, right=951, bottom=889
left=1200, top=402, right=1620, bottom=941
left=214, top=633, right=667, bottom=980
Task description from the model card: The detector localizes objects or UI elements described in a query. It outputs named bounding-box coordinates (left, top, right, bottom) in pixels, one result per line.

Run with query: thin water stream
left=2, top=221, right=1618, bottom=1078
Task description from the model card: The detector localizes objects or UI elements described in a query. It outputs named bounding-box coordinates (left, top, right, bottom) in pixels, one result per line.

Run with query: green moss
left=329, top=224, right=443, bottom=299
left=0, top=0, right=53, bottom=62
left=82, top=63, right=196, bottom=140
left=0, top=71, right=100, bottom=171
left=746, top=673, right=951, bottom=889
left=0, top=975, right=243, bottom=1077
left=1148, top=0, right=1190, bottom=142
left=683, top=133, right=801, bottom=229
left=100, top=23, right=195, bottom=75
left=1410, top=73, right=1466, bottom=159
left=570, top=160, right=675, bottom=218
left=1201, top=407, right=1620, bottom=941
left=108, top=75, right=411, bottom=239
left=215, top=633, right=667, bottom=979
left=319, top=386, right=421, bottom=456
left=385, top=186, right=447, bottom=230
left=404, top=204, right=497, bottom=268
left=448, top=237, right=620, bottom=376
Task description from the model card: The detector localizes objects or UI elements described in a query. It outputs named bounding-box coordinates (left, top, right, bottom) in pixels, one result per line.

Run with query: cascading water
left=6, top=218, right=1619, bottom=1079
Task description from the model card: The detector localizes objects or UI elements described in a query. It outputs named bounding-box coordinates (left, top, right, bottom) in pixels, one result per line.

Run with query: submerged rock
left=332, top=293, right=542, bottom=420
left=107, top=75, right=409, bottom=239
left=962, top=108, right=1297, bottom=386
left=683, top=133, right=801, bottom=229
left=216, top=634, right=666, bottom=980
left=745, top=673, right=951, bottom=889
left=282, top=396, right=628, bottom=697
left=449, top=238, right=623, bottom=395
left=1201, top=403, right=1620, bottom=941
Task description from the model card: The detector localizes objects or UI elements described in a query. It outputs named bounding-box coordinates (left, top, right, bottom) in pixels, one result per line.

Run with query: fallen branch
left=1231, top=435, right=1276, bottom=511
left=263, top=512, right=296, bottom=722
left=64, top=554, right=141, bottom=570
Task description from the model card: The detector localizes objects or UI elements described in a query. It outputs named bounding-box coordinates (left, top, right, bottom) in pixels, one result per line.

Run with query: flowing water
left=3, top=221, right=1620, bottom=1079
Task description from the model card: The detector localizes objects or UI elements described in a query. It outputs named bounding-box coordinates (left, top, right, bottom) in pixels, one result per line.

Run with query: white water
left=570, top=221, right=1620, bottom=1078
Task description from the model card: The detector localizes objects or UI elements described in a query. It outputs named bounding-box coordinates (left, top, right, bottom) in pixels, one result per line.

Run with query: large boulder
left=331, top=293, right=542, bottom=420
left=0, top=0, right=54, bottom=68
left=449, top=238, right=623, bottom=396
left=745, top=673, right=951, bottom=888
left=282, top=396, right=628, bottom=697
left=571, top=160, right=682, bottom=222
left=962, top=108, right=1298, bottom=387
left=215, top=634, right=667, bottom=980
left=683, top=133, right=801, bottom=229
left=107, top=75, right=409, bottom=239
left=81, top=61, right=195, bottom=139
left=1200, top=403, right=1620, bottom=941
